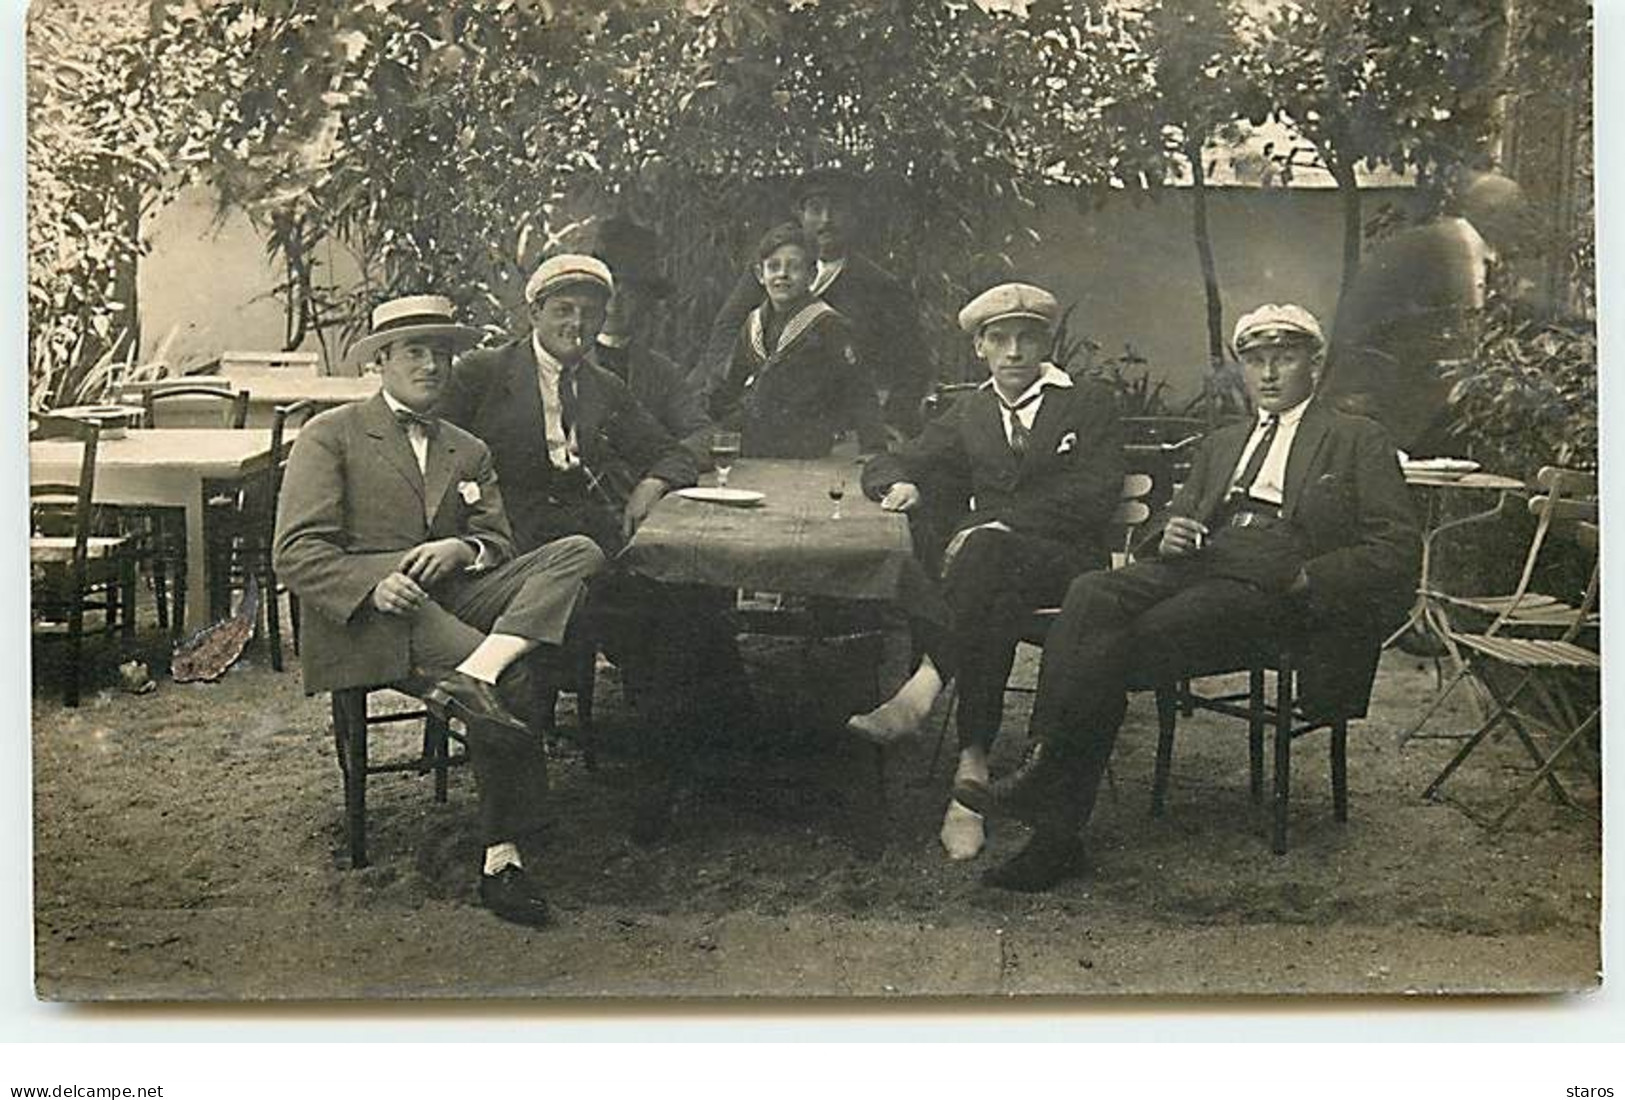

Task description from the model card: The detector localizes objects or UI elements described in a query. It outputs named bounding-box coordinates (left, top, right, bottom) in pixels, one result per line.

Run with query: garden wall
left=137, top=183, right=1418, bottom=404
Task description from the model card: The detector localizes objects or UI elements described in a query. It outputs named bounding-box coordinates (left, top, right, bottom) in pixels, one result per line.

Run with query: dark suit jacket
left=697, top=254, right=934, bottom=432
left=1148, top=399, right=1421, bottom=717
left=594, top=339, right=713, bottom=465
left=442, top=339, right=698, bottom=553
left=272, top=394, right=517, bottom=694
left=710, top=301, right=886, bottom=458
left=862, top=378, right=1125, bottom=566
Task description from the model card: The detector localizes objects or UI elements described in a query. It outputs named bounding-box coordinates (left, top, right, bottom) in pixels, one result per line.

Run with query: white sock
left=482, top=841, right=523, bottom=876
left=955, top=746, right=990, bottom=787
left=456, top=633, right=534, bottom=685
left=881, top=658, right=944, bottom=720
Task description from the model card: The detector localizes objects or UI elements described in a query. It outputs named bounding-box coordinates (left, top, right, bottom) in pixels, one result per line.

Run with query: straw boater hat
left=957, top=282, right=1060, bottom=334
left=1232, top=303, right=1326, bottom=353
left=347, top=294, right=484, bottom=368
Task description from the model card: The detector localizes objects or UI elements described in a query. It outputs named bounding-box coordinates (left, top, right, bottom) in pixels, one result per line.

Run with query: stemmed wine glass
left=828, top=475, right=847, bottom=520
left=710, top=430, right=741, bottom=490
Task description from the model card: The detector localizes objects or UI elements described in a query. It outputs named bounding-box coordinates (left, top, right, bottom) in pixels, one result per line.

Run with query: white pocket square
left=458, top=480, right=482, bottom=504
left=1056, top=431, right=1077, bottom=455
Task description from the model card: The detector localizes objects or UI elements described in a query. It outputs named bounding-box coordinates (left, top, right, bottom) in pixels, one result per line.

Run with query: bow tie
left=393, top=408, right=440, bottom=436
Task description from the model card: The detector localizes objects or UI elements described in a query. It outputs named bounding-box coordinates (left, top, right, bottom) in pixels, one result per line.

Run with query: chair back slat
left=143, top=384, right=250, bottom=429
left=1535, top=465, right=1598, bottom=499
left=29, top=414, right=100, bottom=580
left=1527, top=493, right=1597, bottom=526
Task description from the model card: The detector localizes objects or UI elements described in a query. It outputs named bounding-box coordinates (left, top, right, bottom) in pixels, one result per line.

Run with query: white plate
left=676, top=487, right=766, bottom=506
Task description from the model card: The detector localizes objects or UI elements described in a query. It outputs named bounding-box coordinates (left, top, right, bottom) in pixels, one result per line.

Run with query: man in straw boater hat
left=274, top=294, right=608, bottom=927
left=695, top=167, right=937, bottom=436
left=847, top=281, right=1124, bottom=862
left=952, top=303, right=1419, bottom=893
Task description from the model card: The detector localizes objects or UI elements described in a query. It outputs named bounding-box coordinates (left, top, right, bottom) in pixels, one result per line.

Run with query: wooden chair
left=133, top=382, right=251, bottom=631
left=330, top=687, right=463, bottom=868
left=210, top=400, right=316, bottom=670
left=1421, top=505, right=1599, bottom=828
left=1146, top=645, right=1352, bottom=855
left=30, top=415, right=143, bottom=707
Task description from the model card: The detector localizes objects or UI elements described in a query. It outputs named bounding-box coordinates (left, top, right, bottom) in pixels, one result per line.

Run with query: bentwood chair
left=134, top=382, right=251, bottom=632
left=30, top=415, right=144, bottom=706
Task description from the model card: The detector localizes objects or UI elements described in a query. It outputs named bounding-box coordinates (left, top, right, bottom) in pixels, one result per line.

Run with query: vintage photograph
left=26, top=0, right=1598, bottom=1001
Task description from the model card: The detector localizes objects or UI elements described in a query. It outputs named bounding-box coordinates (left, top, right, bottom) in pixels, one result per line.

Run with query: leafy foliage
left=27, top=0, right=239, bottom=408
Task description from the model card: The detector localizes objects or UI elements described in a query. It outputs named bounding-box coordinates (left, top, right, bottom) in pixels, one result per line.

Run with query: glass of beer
left=710, top=430, right=742, bottom=489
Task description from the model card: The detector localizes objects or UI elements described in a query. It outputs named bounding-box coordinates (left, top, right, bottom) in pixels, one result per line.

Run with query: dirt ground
left=31, top=616, right=1601, bottom=1002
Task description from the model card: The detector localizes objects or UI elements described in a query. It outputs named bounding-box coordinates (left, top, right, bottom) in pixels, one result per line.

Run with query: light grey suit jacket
left=273, top=393, right=517, bottom=694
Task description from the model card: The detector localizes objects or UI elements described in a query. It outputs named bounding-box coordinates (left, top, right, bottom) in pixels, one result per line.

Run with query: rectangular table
left=30, top=429, right=291, bottom=634
left=622, top=458, right=928, bottom=608
left=120, top=374, right=378, bottom=428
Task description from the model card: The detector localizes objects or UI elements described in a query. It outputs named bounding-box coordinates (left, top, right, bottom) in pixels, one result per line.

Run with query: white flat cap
left=524, top=253, right=614, bottom=305
left=1232, top=303, right=1325, bottom=352
left=958, top=282, right=1060, bottom=334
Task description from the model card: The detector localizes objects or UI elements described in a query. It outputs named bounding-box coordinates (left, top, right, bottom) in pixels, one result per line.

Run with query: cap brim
left=526, top=274, right=614, bottom=304
left=964, top=308, right=1055, bottom=334
left=346, top=323, right=484, bottom=368
left=1234, top=325, right=1322, bottom=352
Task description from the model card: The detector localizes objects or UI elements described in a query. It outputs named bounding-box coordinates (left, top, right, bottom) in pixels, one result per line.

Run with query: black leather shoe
left=952, top=743, right=1068, bottom=828
left=478, top=865, right=552, bottom=927
left=426, top=670, right=528, bottom=733
left=981, top=831, right=1089, bottom=893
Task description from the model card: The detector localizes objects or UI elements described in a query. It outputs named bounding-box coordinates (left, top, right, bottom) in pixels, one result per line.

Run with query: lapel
left=422, top=426, right=459, bottom=529
left=1280, top=400, right=1332, bottom=521
left=1199, top=421, right=1254, bottom=522
left=360, top=393, right=425, bottom=504
left=967, top=387, right=1019, bottom=481
left=572, top=356, right=608, bottom=454
left=498, top=341, right=548, bottom=447
left=1018, top=383, right=1071, bottom=476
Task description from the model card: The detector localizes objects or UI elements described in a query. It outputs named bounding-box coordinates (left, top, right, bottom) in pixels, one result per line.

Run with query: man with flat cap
left=590, top=215, right=713, bottom=465
left=275, top=294, right=607, bottom=927
left=953, top=303, right=1420, bottom=892
left=440, top=253, right=697, bottom=555
left=695, top=168, right=936, bottom=436
left=847, top=281, right=1124, bottom=861
left=442, top=255, right=743, bottom=841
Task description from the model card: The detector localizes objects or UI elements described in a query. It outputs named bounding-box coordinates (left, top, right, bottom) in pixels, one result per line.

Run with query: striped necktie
left=1230, top=414, right=1280, bottom=500
left=999, top=390, right=1044, bottom=457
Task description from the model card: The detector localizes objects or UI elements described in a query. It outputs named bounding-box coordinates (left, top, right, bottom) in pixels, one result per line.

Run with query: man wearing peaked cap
left=849, top=280, right=1124, bottom=862
left=442, top=249, right=747, bottom=844
left=694, top=167, right=937, bottom=436
left=442, top=252, right=695, bottom=556
left=276, top=292, right=610, bottom=927
left=951, top=301, right=1420, bottom=893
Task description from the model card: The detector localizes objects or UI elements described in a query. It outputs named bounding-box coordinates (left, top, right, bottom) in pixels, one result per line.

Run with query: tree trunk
left=1187, top=136, right=1225, bottom=373
left=1330, top=154, right=1363, bottom=307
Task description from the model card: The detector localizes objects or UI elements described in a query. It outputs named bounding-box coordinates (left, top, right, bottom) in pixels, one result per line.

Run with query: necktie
left=1231, top=414, right=1280, bottom=499
left=558, top=367, right=579, bottom=441
left=999, top=391, right=1044, bottom=457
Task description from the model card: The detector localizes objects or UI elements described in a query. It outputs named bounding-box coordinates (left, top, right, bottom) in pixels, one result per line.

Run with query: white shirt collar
left=1257, top=394, right=1313, bottom=428
left=979, top=361, right=1073, bottom=403
left=531, top=333, right=567, bottom=379
left=380, top=390, right=422, bottom=418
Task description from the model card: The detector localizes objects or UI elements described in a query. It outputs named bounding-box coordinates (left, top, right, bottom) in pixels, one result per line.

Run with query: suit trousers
left=398, top=534, right=606, bottom=845
left=917, top=527, right=1089, bottom=753
left=1027, top=543, right=1300, bottom=832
